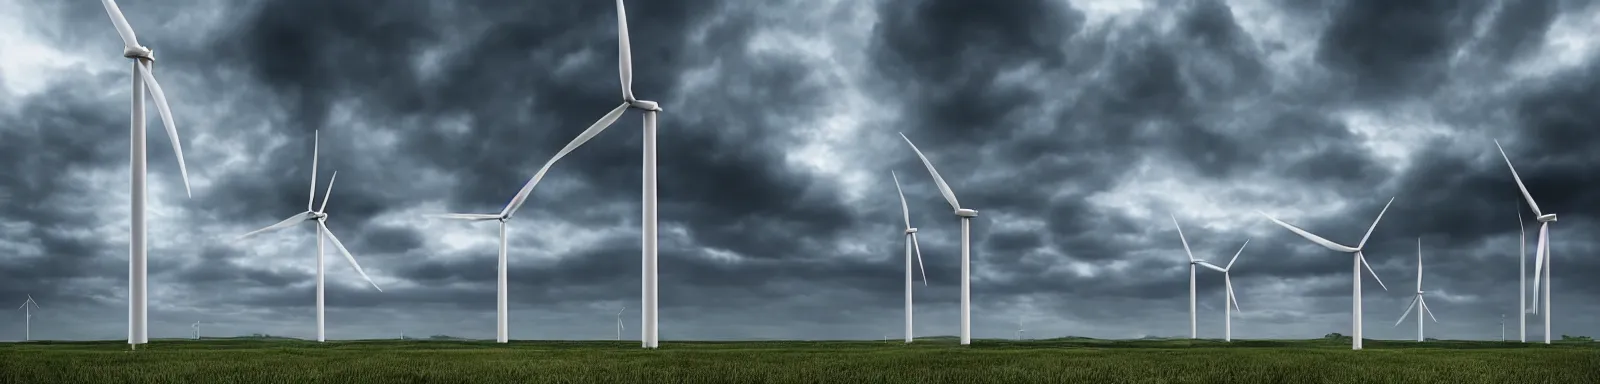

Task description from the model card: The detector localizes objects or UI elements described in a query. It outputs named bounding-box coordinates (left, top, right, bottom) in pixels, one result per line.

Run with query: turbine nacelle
left=627, top=99, right=662, bottom=112
left=955, top=208, right=978, bottom=217
left=122, top=46, right=153, bottom=60
left=905, top=227, right=918, bottom=234
left=1537, top=214, right=1557, bottom=222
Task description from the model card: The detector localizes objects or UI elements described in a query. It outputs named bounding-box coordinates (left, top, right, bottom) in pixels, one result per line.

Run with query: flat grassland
left=1, top=337, right=1594, bottom=383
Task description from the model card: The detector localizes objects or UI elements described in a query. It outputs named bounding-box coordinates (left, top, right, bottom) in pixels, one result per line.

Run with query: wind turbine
left=523, top=0, right=663, bottom=348
left=236, top=130, right=382, bottom=342
left=1496, top=139, right=1556, bottom=344
left=1172, top=216, right=1247, bottom=341
left=1016, top=315, right=1025, bottom=341
left=899, top=133, right=978, bottom=345
left=616, top=307, right=626, bottom=341
left=891, top=171, right=929, bottom=343
left=191, top=321, right=207, bottom=340
left=1395, top=238, right=1439, bottom=342
left=1259, top=197, right=1393, bottom=350
left=97, top=0, right=195, bottom=350
left=18, top=296, right=39, bottom=341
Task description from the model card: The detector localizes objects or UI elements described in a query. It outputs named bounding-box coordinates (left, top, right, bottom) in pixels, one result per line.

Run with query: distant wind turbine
left=891, top=171, right=929, bottom=343
left=616, top=307, right=626, bottom=341
left=1495, top=139, right=1557, bottom=344
left=97, top=0, right=195, bottom=350
left=1172, top=216, right=1247, bottom=341
left=18, top=296, right=40, bottom=341
left=191, top=321, right=208, bottom=340
left=1260, top=197, right=1393, bottom=350
left=236, top=130, right=383, bottom=342
left=899, top=133, right=979, bottom=345
left=1394, top=238, right=1439, bottom=342
left=1016, top=315, right=1025, bottom=341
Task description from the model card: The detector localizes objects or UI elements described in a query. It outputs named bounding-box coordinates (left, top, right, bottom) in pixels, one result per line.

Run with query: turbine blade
left=502, top=103, right=630, bottom=218
left=309, top=130, right=319, bottom=211
left=236, top=211, right=314, bottom=241
left=426, top=213, right=502, bottom=221
left=1226, top=274, right=1240, bottom=312
left=1256, top=211, right=1358, bottom=252
left=616, top=0, right=635, bottom=102
left=1226, top=238, right=1249, bottom=270
left=1360, top=252, right=1388, bottom=291
left=1171, top=215, right=1195, bottom=262
left=911, top=233, right=928, bottom=286
left=1394, top=296, right=1419, bottom=327
left=1356, top=197, right=1395, bottom=249
left=1420, top=297, right=1439, bottom=323
left=1416, top=237, right=1423, bottom=291
left=99, top=0, right=141, bottom=49
left=898, top=133, right=961, bottom=211
left=1197, top=262, right=1227, bottom=273
left=318, top=171, right=337, bottom=213
left=893, top=171, right=911, bottom=229
left=1493, top=139, right=1543, bottom=217
left=321, top=221, right=382, bottom=292
left=1532, top=224, right=1548, bottom=296
left=138, top=62, right=191, bottom=198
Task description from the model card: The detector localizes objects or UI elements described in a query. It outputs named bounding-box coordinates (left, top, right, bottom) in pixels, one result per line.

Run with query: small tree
left=1324, top=333, right=1346, bottom=340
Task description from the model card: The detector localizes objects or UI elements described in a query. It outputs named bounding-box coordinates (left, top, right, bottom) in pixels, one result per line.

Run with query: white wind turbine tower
left=97, top=0, right=195, bottom=350
left=236, top=130, right=383, bottom=342
left=899, top=133, right=978, bottom=345
left=1394, top=238, right=1439, bottom=342
left=891, top=171, right=930, bottom=343
left=191, top=321, right=207, bottom=340
left=18, top=296, right=40, bottom=341
left=1260, top=197, right=1393, bottom=350
left=616, top=307, right=626, bottom=341
left=1495, top=139, right=1556, bottom=344
left=1516, top=199, right=1527, bottom=343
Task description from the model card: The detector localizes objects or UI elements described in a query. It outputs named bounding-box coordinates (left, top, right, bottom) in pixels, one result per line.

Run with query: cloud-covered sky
left=3, top=0, right=1598, bottom=342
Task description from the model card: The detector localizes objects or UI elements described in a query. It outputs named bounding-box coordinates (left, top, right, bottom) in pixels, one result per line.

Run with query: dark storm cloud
left=4, top=0, right=1600, bottom=342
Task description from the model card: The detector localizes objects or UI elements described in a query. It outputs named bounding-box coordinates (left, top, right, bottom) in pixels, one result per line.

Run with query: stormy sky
left=2, top=0, right=1598, bottom=342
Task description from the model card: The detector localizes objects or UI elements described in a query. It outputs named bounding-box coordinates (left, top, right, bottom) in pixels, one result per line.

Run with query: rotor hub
left=955, top=208, right=979, bottom=217
left=1538, top=214, right=1557, bottom=223
left=905, top=227, right=918, bottom=234
left=123, top=46, right=154, bottom=61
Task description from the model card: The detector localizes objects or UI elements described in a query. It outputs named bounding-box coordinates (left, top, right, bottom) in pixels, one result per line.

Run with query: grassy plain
left=1, top=337, right=1595, bottom=383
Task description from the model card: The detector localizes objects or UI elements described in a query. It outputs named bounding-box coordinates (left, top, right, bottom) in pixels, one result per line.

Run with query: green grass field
left=1, top=337, right=1595, bottom=383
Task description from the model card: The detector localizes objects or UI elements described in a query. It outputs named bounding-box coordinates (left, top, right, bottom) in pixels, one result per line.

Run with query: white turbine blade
left=1394, top=296, right=1419, bottom=327
left=1226, top=239, right=1249, bottom=270
left=898, top=133, right=961, bottom=211
left=1356, top=197, right=1395, bottom=249
left=1197, top=262, right=1227, bottom=273
left=1416, top=237, right=1423, bottom=291
left=1256, top=211, right=1358, bottom=252
left=236, top=211, right=314, bottom=240
left=1419, top=297, right=1439, bottom=323
left=318, top=171, right=338, bottom=213
left=1171, top=215, right=1195, bottom=262
left=893, top=171, right=911, bottom=228
left=138, top=62, right=191, bottom=198
left=501, top=103, right=630, bottom=218
left=321, top=222, right=382, bottom=292
left=1531, top=224, right=1548, bottom=295
left=1360, top=252, right=1388, bottom=291
left=1493, top=139, right=1543, bottom=217
left=1226, top=274, right=1240, bottom=312
left=911, top=233, right=928, bottom=285
left=615, top=0, right=635, bottom=101
left=99, top=0, right=141, bottom=49
left=309, top=130, right=319, bottom=211
left=426, top=213, right=501, bottom=221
